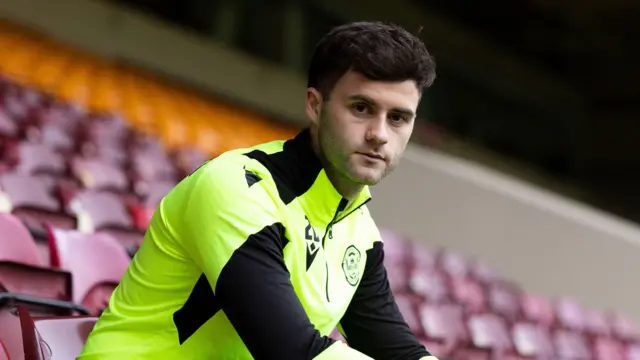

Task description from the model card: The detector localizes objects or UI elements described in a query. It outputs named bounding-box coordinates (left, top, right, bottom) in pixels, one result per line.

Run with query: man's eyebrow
left=390, top=108, right=416, bottom=118
left=347, top=94, right=376, bottom=105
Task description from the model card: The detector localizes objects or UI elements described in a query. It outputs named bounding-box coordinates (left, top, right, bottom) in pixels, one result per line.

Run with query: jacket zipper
left=322, top=197, right=371, bottom=302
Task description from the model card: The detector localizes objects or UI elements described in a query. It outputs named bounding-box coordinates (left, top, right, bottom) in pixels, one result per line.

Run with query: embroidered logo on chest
left=342, top=245, right=361, bottom=286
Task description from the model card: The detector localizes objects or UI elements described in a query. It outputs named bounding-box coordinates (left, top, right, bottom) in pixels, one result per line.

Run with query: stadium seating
left=47, top=227, right=130, bottom=315
left=0, top=20, right=639, bottom=360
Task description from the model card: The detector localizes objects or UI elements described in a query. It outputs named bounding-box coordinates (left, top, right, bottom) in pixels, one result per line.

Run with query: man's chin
left=349, top=170, right=383, bottom=186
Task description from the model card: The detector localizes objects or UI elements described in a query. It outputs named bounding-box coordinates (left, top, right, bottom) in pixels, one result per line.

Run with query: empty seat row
left=0, top=24, right=297, bottom=157
left=0, top=305, right=97, bottom=360
left=0, top=212, right=130, bottom=316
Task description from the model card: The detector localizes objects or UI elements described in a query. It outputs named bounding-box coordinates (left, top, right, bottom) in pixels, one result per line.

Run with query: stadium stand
left=1, top=21, right=640, bottom=360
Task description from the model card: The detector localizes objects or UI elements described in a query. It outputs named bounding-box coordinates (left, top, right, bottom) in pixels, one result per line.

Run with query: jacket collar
left=246, top=128, right=371, bottom=225
left=286, top=129, right=371, bottom=224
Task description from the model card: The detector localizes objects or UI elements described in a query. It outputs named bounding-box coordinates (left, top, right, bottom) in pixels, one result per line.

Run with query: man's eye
left=352, top=103, right=368, bottom=113
left=389, top=114, right=408, bottom=123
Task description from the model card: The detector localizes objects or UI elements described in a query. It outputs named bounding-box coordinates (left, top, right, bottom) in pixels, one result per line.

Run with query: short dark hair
left=307, top=21, right=436, bottom=98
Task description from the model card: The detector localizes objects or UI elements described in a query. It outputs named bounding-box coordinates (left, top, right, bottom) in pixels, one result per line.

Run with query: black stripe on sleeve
left=214, top=222, right=336, bottom=359
left=340, top=242, right=431, bottom=360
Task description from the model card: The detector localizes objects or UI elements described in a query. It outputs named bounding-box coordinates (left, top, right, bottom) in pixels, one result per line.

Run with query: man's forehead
left=333, top=71, right=420, bottom=108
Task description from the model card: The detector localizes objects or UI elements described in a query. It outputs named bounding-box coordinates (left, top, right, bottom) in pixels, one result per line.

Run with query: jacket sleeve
left=339, top=241, right=437, bottom=360
left=174, top=162, right=373, bottom=360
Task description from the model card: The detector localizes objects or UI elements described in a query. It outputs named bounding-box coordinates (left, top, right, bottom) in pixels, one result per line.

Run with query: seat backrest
left=512, top=322, right=554, bottom=358
left=71, top=158, right=128, bottom=193
left=419, top=303, right=468, bottom=343
left=408, top=244, right=438, bottom=271
left=468, top=313, right=513, bottom=351
left=0, top=212, right=42, bottom=266
left=409, top=268, right=449, bottom=303
left=35, top=317, right=97, bottom=360
left=471, top=261, right=503, bottom=284
left=70, top=191, right=133, bottom=232
left=450, top=277, right=486, bottom=314
left=15, top=143, right=65, bottom=176
left=554, top=329, right=592, bottom=359
left=142, top=181, right=175, bottom=208
left=612, top=313, right=640, bottom=341
left=488, top=283, right=521, bottom=322
left=520, top=293, right=555, bottom=327
left=0, top=173, right=59, bottom=213
left=593, top=336, right=625, bottom=360
left=49, top=227, right=130, bottom=304
left=627, top=343, right=640, bottom=360
left=439, top=251, right=469, bottom=278
left=379, top=228, right=409, bottom=265
left=585, top=308, right=611, bottom=336
left=0, top=340, right=9, bottom=360
left=555, top=298, right=586, bottom=331
left=173, top=147, right=207, bottom=176
left=0, top=307, right=24, bottom=360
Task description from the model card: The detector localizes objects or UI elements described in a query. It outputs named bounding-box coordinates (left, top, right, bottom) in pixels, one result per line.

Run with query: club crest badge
left=342, top=245, right=361, bottom=286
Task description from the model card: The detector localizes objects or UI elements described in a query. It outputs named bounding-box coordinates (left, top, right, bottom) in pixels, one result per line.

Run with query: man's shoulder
left=167, top=143, right=286, bottom=211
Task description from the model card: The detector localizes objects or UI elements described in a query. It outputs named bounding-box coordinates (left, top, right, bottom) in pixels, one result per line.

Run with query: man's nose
left=365, top=116, right=389, bottom=145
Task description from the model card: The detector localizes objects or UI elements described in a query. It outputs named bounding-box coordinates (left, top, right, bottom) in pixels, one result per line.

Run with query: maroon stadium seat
left=555, top=297, right=586, bottom=332
left=628, top=343, right=640, bottom=360
left=25, top=108, right=77, bottom=153
left=0, top=213, right=72, bottom=312
left=463, top=313, right=513, bottom=359
left=0, top=306, right=24, bottom=360
left=520, top=293, right=555, bottom=328
left=142, top=181, right=174, bottom=208
left=0, top=173, right=75, bottom=235
left=129, top=181, right=174, bottom=230
left=409, top=268, right=449, bottom=304
left=173, top=147, right=208, bottom=177
left=0, top=341, right=8, bottom=360
left=553, top=329, right=593, bottom=359
left=470, top=261, right=503, bottom=285
left=409, top=244, right=438, bottom=272
left=0, top=109, right=18, bottom=139
left=379, top=228, right=410, bottom=266
left=130, top=150, right=178, bottom=185
left=48, top=227, right=130, bottom=315
left=6, top=142, right=66, bottom=177
left=487, top=283, right=521, bottom=322
left=512, top=322, right=555, bottom=358
left=13, top=305, right=51, bottom=360
left=80, top=115, right=129, bottom=153
left=611, top=313, right=640, bottom=341
left=440, top=251, right=470, bottom=278
left=70, top=158, right=128, bottom=193
left=450, top=276, right=486, bottom=314
left=593, top=336, right=625, bottom=360
left=584, top=308, right=611, bottom=336
left=69, top=191, right=142, bottom=249
left=418, top=303, right=468, bottom=358
left=34, top=316, right=97, bottom=359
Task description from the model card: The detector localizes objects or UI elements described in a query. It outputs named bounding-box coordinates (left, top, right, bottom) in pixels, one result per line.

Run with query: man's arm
left=339, top=241, right=438, bottom=360
left=174, top=162, right=372, bottom=360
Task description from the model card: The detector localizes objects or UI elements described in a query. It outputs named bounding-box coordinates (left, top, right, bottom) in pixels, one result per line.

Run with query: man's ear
left=305, top=88, right=323, bottom=125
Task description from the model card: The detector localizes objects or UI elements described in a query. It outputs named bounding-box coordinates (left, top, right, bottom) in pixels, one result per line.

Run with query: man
left=79, top=21, right=437, bottom=359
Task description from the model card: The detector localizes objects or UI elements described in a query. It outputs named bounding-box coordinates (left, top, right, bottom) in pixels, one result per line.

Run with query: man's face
left=307, top=71, right=420, bottom=186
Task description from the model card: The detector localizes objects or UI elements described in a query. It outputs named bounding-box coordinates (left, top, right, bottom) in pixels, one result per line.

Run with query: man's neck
left=323, top=164, right=364, bottom=201
left=310, top=137, right=363, bottom=201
